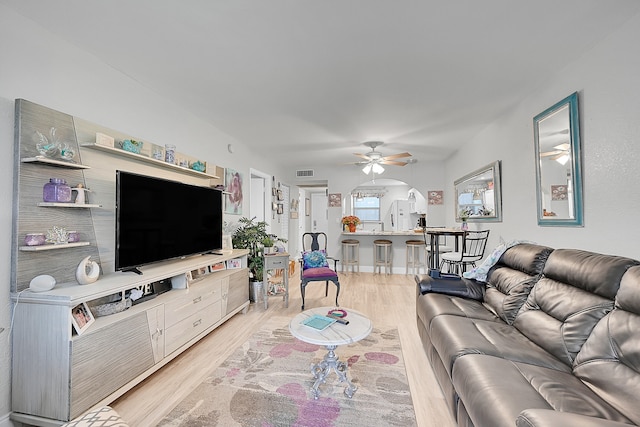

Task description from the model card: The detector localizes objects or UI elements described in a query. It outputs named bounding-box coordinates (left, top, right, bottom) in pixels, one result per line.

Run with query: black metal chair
left=440, top=230, right=490, bottom=275
left=299, top=232, right=340, bottom=310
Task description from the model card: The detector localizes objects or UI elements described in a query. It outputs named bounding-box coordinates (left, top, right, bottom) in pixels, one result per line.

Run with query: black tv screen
left=116, top=170, right=223, bottom=272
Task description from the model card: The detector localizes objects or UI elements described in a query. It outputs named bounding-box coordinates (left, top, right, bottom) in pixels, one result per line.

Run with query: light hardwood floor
left=111, top=268, right=457, bottom=427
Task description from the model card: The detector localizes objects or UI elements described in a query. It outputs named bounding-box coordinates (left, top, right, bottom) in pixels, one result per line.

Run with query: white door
left=311, top=192, right=328, bottom=232
left=250, top=176, right=265, bottom=222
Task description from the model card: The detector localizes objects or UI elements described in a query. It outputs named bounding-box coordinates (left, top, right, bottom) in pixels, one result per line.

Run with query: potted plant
left=341, top=215, right=361, bottom=232
left=231, top=217, right=286, bottom=301
left=262, top=236, right=276, bottom=254
left=231, top=217, right=269, bottom=279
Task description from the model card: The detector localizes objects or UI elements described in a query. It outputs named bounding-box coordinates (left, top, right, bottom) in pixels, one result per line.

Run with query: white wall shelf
left=37, top=202, right=102, bottom=208
left=81, top=143, right=220, bottom=179
left=21, top=156, right=91, bottom=169
left=19, top=242, right=90, bottom=252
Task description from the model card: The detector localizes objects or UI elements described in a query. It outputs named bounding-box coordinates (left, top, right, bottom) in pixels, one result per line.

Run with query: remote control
left=326, top=315, right=349, bottom=325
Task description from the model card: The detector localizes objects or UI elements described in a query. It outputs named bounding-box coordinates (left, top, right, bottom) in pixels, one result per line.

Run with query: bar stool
left=373, top=239, right=393, bottom=275
left=341, top=239, right=360, bottom=273
left=405, top=240, right=426, bottom=275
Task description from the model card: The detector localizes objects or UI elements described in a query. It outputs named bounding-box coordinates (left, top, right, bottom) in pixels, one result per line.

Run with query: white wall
left=0, top=5, right=287, bottom=424
left=444, top=13, right=640, bottom=258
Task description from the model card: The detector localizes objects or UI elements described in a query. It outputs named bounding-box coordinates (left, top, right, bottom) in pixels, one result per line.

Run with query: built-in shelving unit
left=21, top=156, right=91, bottom=169
left=11, top=100, right=248, bottom=426
left=81, top=143, right=220, bottom=179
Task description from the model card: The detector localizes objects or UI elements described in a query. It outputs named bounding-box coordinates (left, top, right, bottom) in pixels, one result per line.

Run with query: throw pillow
left=302, top=250, right=328, bottom=269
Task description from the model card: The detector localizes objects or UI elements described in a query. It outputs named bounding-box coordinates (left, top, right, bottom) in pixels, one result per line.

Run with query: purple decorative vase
left=43, top=178, right=72, bottom=203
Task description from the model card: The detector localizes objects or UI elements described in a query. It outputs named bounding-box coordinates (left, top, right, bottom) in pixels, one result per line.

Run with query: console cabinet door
left=70, top=311, right=157, bottom=419
left=227, top=269, right=249, bottom=314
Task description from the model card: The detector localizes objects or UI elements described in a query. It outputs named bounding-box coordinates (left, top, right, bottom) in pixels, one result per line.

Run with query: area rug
left=158, top=317, right=416, bottom=426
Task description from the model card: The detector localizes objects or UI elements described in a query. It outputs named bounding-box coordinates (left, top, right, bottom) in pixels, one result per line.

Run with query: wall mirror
left=533, top=92, right=583, bottom=226
left=454, top=160, right=502, bottom=222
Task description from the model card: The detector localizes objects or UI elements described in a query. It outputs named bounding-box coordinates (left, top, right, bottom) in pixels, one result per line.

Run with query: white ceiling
left=3, top=0, right=639, bottom=169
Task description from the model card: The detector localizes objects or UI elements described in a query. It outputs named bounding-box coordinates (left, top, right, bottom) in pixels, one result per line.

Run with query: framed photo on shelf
left=71, top=302, right=95, bottom=335
left=226, top=258, right=242, bottom=269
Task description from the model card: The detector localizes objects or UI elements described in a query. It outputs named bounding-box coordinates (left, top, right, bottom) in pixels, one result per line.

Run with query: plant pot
left=249, top=280, right=264, bottom=303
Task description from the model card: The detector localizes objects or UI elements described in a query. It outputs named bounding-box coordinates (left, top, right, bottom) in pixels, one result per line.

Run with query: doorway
left=311, top=191, right=328, bottom=233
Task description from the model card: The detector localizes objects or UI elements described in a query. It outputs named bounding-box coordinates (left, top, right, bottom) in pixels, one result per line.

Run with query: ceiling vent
left=296, top=169, right=314, bottom=178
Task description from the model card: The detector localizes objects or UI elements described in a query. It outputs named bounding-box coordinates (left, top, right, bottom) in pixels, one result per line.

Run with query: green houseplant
left=231, top=217, right=286, bottom=282
left=231, top=217, right=269, bottom=282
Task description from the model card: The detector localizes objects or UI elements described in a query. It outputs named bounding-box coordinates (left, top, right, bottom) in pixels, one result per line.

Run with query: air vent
left=296, top=169, right=314, bottom=178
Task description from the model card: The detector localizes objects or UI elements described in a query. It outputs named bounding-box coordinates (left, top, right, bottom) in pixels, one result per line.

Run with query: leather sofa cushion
left=496, top=243, right=553, bottom=276
left=515, top=249, right=640, bottom=365
left=429, top=315, right=571, bottom=378
left=517, top=409, right=634, bottom=427
left=452, top=354, right=632, bottom=427
left=416, top=292, right=500, bottom=333
left=482, top=244, right=553, bottom=324
left=572, top=266, right=640, bottom=425
left=541, top=249, right=639, bottom=299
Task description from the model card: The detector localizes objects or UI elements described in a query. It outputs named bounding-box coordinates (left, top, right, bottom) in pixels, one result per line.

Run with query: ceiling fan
left=540, top=143, right=571, bottom=164
left=350, top=141, right=412, bottom=174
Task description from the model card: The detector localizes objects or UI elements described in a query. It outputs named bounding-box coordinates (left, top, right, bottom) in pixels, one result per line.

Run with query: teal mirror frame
left=533, top=92, right=583, bottom=227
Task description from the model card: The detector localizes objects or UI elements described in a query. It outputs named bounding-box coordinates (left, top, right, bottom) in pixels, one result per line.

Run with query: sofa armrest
left=516, top=409, right=632, bottom=427
left=415, top=274, right=485, bottom=301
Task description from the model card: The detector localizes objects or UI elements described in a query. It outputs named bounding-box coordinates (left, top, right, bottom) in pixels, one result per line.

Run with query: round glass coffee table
left=289, top=306, right=372, bottom=399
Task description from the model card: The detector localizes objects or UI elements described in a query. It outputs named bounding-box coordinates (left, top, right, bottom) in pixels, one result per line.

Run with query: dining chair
left=299, top=232, right=340, bottom=310
left=440, top=230, right=490, bottom=275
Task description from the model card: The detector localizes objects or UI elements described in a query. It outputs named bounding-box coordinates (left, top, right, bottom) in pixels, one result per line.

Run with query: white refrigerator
left=389, top=199, right=412, bottom=231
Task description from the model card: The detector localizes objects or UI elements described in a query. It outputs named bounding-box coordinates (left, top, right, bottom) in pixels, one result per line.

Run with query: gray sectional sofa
left=415, top=243, right=640, bottom=427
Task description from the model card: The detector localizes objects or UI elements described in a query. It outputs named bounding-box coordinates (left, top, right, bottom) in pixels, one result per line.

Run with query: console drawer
left=164, top=280, right=222, bottom=327
left=164, top=300, right=222, bottom=356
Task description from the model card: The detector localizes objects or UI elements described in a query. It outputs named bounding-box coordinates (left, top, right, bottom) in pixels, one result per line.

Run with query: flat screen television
left=116, top=170, right=223, bottom=273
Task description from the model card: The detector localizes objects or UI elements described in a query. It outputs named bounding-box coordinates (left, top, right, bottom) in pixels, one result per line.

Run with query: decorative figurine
left=76, top=256, right=100, bottom=285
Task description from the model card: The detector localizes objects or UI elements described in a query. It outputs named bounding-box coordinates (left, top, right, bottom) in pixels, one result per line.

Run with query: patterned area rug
left=159, top=317, right=416, bottom=426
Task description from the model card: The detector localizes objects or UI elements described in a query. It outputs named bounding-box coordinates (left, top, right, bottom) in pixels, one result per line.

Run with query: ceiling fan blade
left=540, top=150, right=563, bottom=157
left=353, top=153, right=372, bottom=160
left=380, top=160, right=408, bottom=166
left=381, top=152, right=412, bottom=160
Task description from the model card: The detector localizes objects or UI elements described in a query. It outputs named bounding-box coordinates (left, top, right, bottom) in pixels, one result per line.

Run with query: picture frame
left=71, top=302, right=95, bottom=335
left=226, top=258, right=242, bottom=269
left=328, top=193, right=342, bottom=207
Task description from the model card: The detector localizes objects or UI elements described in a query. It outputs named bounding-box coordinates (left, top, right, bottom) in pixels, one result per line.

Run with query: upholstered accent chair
left=299, top=232, right=340, bottom=310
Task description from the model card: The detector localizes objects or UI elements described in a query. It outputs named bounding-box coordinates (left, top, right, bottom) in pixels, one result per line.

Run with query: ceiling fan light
left=362, top=164, right=372, bottom=174
left=372, top=163, right=384, bottom=174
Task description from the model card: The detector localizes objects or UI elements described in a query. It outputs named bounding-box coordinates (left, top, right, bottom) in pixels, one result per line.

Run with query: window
left=352, top=196, right=380, bottom=221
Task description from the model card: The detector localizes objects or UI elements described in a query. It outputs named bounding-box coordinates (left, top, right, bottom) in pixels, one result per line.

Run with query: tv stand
left=123, top=266, right=144, bottom=275
left=10, top=250, right=250, bottom=426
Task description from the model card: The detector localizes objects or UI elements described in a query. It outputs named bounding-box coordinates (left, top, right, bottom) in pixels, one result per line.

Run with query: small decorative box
left=24, top=233, right=46, bottom=246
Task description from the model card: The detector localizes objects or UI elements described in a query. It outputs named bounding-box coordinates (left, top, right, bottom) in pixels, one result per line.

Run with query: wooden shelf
left=37, top=202, right=102, bottom=208
left=19, top=241, right=90, bottom=251
left=81, top=143, right=219, bottom=179
left=21, top=156, right=90, bottom=169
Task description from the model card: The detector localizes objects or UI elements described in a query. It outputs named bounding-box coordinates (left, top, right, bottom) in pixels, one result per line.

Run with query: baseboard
left=0, top=412, right=17, bottom=427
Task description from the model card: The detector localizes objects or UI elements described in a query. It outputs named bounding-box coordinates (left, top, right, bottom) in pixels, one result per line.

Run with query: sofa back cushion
left=514, top=249, right=639, bottom=366
left=573, top=266, right=640, bottom=425
left=483, top=243, right=553, bottom=324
